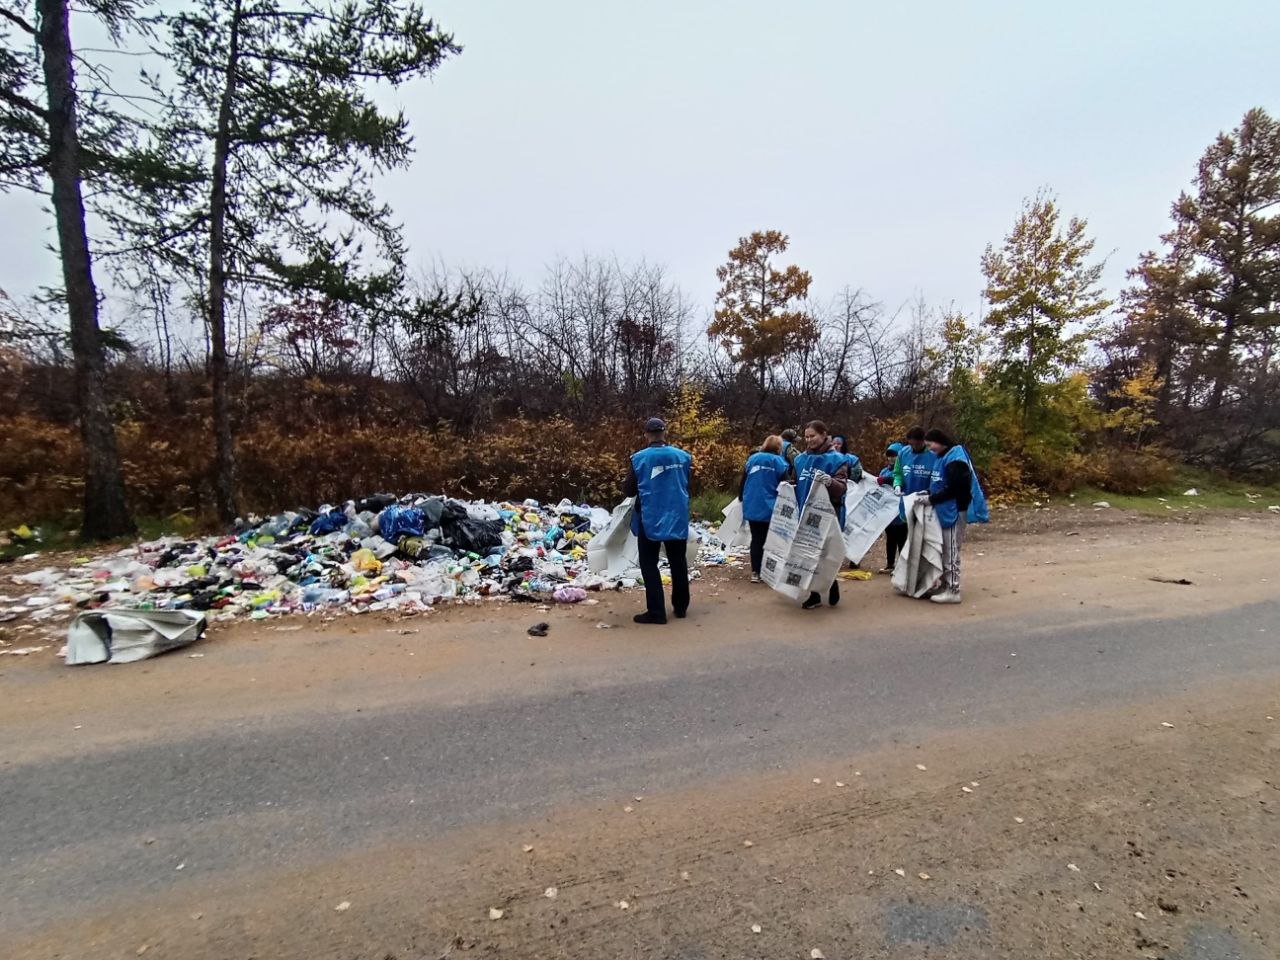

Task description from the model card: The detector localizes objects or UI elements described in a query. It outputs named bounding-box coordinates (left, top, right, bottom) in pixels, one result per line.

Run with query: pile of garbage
left=1, top=494, right=732, bottom=641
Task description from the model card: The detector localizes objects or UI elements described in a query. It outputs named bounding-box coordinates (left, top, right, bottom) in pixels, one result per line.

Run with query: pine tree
left=0, top=1, right=143, bottom=539
left=126, top=0, right=460, bottom=521
left=1171, top=107, right=1280, bottom=412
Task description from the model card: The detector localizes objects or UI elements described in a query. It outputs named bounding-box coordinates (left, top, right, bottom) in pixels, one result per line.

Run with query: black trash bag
left=357, top=493, right=397, bottom=513
left=442, top=516, right=504, bottom=553
left=420, top=497, right=445, bottom=527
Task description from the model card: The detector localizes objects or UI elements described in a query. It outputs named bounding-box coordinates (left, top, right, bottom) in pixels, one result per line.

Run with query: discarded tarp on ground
left=65, top=609, right=205, bottom=665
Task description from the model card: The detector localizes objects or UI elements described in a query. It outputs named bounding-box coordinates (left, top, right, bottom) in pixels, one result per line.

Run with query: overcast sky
left=3, top=0, right=1277, bottom=326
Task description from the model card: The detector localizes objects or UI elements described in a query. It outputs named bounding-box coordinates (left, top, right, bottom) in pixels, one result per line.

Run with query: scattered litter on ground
left=334, top=901, right=351, bottom=912
left=1, top=494, right=733, bottom=654
left=1150, top=577, right=1193, bottom=586
left=488, top=907, right=503, bottom=920
left=527, top=622, right=550, bottom=637
left=838, top=568, right=873, bottom=581
left=1091, top=501, right=1111, bottom=508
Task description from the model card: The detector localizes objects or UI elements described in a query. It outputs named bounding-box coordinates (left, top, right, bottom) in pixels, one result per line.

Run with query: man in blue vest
left=621, top=417, right=693, bottom=625
left=895, top=425, right=937, bottom=502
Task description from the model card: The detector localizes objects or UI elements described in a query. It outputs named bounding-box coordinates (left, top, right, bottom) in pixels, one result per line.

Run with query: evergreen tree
left=0, top=1, right=145, bottom=539
left=128, top=0, right=460, bottom=521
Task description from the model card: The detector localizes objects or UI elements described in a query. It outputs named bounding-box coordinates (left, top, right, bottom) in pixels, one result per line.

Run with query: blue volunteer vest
left=928, top=445, right=989, bottom=528
left=794, top=450, right=849, bottom=526
left=896, top=445, right=937, bottom=520
left=741, top=451, right=790, bottom=523
left=630, top=444, right=692, bottom=541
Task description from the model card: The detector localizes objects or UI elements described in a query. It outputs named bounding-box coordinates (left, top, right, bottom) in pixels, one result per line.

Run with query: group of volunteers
left=622, top=416, right=979, bottom=625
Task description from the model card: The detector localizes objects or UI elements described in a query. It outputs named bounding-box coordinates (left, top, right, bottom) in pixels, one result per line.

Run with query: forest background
left=2, top=3, right=1278, bottom=538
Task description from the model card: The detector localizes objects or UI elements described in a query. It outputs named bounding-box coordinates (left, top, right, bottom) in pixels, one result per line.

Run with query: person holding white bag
left=792, top=420, right=851, bottom=610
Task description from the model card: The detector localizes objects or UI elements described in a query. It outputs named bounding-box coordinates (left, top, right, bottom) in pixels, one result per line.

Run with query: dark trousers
left=637, top=533, right=689, bottom=618
left=885, top=519, right=908, bottom=568
left=748, top=520, right=770, bottom=574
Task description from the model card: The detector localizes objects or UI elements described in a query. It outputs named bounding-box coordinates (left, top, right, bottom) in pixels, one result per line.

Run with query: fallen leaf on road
left=335, top=901, right=351, bottom=912
left=894, top=868, right=906, bottom=877
left=488, top=908, right=504, bottom=920
left=751, top=923, right=762, bottom=934
left=544, top=887, right=558, bottom=899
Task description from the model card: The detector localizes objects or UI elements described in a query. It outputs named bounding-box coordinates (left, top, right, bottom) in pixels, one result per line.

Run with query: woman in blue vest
left=793, top=420, right=850, bottom=610
left=738, top=435, right=790, bottom=583
left=924, top=428, right=975, bottom=604
left=621, top=417, right=693, bottom=624
left=831, top=434, right=862, bottom=479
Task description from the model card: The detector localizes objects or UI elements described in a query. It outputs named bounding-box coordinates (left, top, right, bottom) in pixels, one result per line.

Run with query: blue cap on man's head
left=886, top=442, right=905, bottom=455
left=644, top=417, right=666, bottom=433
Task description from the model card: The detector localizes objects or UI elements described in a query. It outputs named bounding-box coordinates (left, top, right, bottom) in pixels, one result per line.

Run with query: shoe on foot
left=633, top=611, right=668, bottom=624
left=878, top=566, right=894, bottom=575
left=674, top=609, right=688, bottom=619
left=750, top=573, right=762, bottom=583
left=929, top=590, right=962, bottom=604
left=802, top=592, right=822, bottom=610
left=828, top=582, right=840, bottom=607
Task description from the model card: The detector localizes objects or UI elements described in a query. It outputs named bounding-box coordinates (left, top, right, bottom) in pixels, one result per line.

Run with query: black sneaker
left=633, top=611, right=667, bottom=625
left=673, top=609, right=687, bottom=619
left=828, top=582, right=840, bottom=607
left=802, top=592, right=822, bottom=610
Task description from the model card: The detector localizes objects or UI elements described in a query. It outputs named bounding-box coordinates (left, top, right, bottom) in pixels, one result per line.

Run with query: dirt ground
left=2, top=509, right=1279, bottom=959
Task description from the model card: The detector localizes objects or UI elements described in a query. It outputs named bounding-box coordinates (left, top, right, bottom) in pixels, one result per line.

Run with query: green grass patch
left=690, top=488, right=734, bottom=522
left=1066, top=467, right=1280, bottom=515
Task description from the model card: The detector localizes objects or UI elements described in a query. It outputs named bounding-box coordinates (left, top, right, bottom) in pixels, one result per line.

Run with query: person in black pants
left=738, top=435, right=791, bottom=582
left=620, top=417, right=694, bottom=624
left=876, top=442, right=908, bottom=573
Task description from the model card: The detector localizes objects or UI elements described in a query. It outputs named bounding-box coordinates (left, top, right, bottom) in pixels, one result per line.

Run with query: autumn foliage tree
left=708, top=230, right=815, bottom=425
left=981, top=193, right=1111, bottom=435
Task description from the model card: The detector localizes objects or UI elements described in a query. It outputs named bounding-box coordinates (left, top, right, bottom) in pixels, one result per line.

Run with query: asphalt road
left=3, top=598, right=1278, bottom=941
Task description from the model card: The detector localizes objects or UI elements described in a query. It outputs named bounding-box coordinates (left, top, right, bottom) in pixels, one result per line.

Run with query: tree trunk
left=1207, top=312, right=1236, bottom=412
left=207, top=0, right=243, bottom=522
left=36, top=0, right=135, bottom=540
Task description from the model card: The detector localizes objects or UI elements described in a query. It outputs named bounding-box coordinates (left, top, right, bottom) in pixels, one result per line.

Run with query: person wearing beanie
left=621, top=417, right=693, bottom=624
left=923, top=428, right=973, bottom=604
